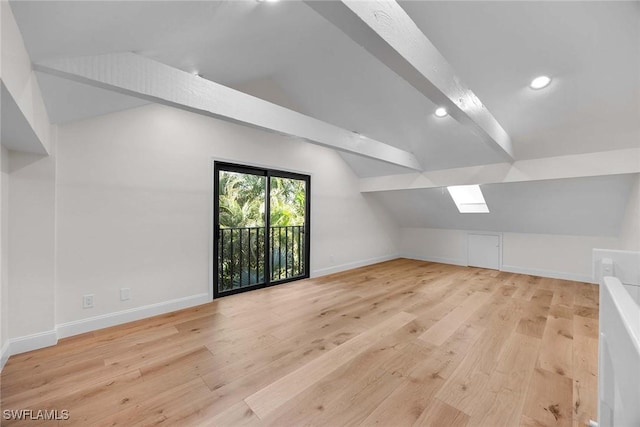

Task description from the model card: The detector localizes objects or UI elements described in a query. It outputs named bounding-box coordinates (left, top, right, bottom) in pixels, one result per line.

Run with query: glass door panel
left=217, top=169, right=266, bottom=295
left=269, top=176, right=307, bottom=283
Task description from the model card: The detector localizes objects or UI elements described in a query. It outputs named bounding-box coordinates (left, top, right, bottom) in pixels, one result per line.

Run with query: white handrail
left=598, top=276, right=640, bottom=427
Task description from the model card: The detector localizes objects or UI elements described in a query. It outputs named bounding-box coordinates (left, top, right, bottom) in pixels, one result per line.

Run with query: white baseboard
left=401, top=253, right=467, bottom=267
left=501, top=264, right=594, bottom=283
left=0, top=340, right=10, bottom=371
left=311, top=254, right=400, bottom=278
left=401, top=254, right=594, bottom=283
left=4, top=329, right=58, bottom=365
left=56, top=293, right=210, bottom=339
left=2, top=293, right=211, bottom=364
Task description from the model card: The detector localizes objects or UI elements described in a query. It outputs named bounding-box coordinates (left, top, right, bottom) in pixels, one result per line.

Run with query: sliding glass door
left=214, top=162, right=310, bottom=297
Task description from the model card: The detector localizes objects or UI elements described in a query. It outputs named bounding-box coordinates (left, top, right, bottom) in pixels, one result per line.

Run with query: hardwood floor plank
left=1, top=370, right=143, bottom=427
left=413, top=399, right=470, bottom=427
left=522, top=368, right=574, bottom=427
left=97, top=377, right=212, bottom=426
left=304, top=368, right=405, bottom=426
left=511, top=275, right=541, bottom=300
left=418, top=291, right=491, bottom=346
left=517, top=289, right=553, bottom=339
left=360, top=357, right=447, bottom=426
left=572, top=335, right=598, bottom=427
left=435, top=297, right=524, bottom=413
left=573, top=305, right=598, bottom=319
left=244, top=311, right=416, bottom=418
left=261, top=338, right=429, bottom=426
left=574, top=283, right=599, bottom=309
left=537, top=314, right=574, bottom=378
left=192, top=401, right=260, bottom=427
left=469, top=333, right=540, bottom=426
left=573, top=315, right=598, bottom=339
left=551, top=281, right=575, bottom=308
left=200, top=324, right=361, bottom=404
left=360, top=322, right=482, bottom=426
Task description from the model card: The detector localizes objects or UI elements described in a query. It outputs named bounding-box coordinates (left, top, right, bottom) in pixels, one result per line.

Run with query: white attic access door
left=468, top=233, right=502, bottom=270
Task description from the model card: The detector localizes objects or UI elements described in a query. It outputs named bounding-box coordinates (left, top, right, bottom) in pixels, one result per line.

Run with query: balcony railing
left=218, top=225, right=305, bottom=291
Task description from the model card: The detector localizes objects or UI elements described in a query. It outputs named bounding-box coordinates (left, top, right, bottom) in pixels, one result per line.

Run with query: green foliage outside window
left=218, top=171, right=306, bottom=291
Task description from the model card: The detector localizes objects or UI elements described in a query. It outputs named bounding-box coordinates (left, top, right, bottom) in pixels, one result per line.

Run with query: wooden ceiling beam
left=306, top=0, right=514, bottom=161
left=34, top=52, right=422, bottom=170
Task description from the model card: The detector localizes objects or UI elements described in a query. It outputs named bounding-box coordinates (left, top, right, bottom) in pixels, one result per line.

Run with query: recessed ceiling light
left=530, top=75, right=551, bottom=90
left=435, top=107, right=448, bottom=118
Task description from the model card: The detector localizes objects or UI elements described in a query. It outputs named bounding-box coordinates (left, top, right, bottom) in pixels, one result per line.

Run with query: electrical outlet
left=83, top=294, right=94, bottom=309
left=120, top=288, right=131, bottom=301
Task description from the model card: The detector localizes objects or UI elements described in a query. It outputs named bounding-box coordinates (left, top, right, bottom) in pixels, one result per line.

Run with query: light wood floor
left=1, top=259, right=599, bottom=426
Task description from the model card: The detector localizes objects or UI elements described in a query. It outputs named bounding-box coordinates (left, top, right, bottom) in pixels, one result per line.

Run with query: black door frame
left=213, top=161, right=311, bottom=298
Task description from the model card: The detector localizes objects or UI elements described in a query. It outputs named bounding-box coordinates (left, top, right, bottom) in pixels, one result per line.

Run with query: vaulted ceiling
left=9, top=0, right=640, bottom=236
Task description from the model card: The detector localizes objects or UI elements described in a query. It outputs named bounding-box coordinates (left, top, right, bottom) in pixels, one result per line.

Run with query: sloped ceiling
left=399, top=1, right=640, bottom=160
left=8, top=1, right=640, bottom=237
left=371, top=174, right=637, bottom=236
left=12, top=1, right=639, bottom=171
left=34, top=72, right=148, bottom=124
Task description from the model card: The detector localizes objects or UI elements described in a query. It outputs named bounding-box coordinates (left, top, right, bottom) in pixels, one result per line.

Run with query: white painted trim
left=56, top=293, right=209, bottom=339
left=0, top=340, right=10, bottom=371
left=593, top=248, right=640, bottom=286
left=400, top=253, right=467, bottom=267
left=1, top=293, right=211, bottom=361
left=311, top=254, right=400, bottom=278
left=402, top=253, right=593, bottom=283
left=501, top=264, right=594, bottom=284
left=7, top=330, right=58, bottom=358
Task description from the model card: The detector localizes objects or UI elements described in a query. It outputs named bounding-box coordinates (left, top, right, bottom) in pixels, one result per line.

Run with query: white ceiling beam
left=305, top=0, right=514, bottom=161
left=34, top=52, right=421, bottom=171
left=360, top=148, right=640, bottom=193
left=1, top=1, right=51, bottom=154
left=1, top=83, right=47, bottom=154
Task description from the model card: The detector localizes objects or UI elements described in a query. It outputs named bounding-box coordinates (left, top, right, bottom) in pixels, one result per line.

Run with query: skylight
left=447, top=185, right=490, bottom=213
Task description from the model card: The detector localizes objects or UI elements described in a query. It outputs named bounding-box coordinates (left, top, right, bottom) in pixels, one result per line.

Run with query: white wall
left=400, top=227, right=621, bottom=282
left=1, top=146, right=9, bottom=367
left=54, top=104, right=399, bottom=326
left=400, top=228, right=467, bottom=266
left=619, top=174, right=640, bottom=251
left=501, top=233, right=619, bottom=282
left=1, top=0, right=58, bottom=364
left=7, top=148, right=56, bottom=340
